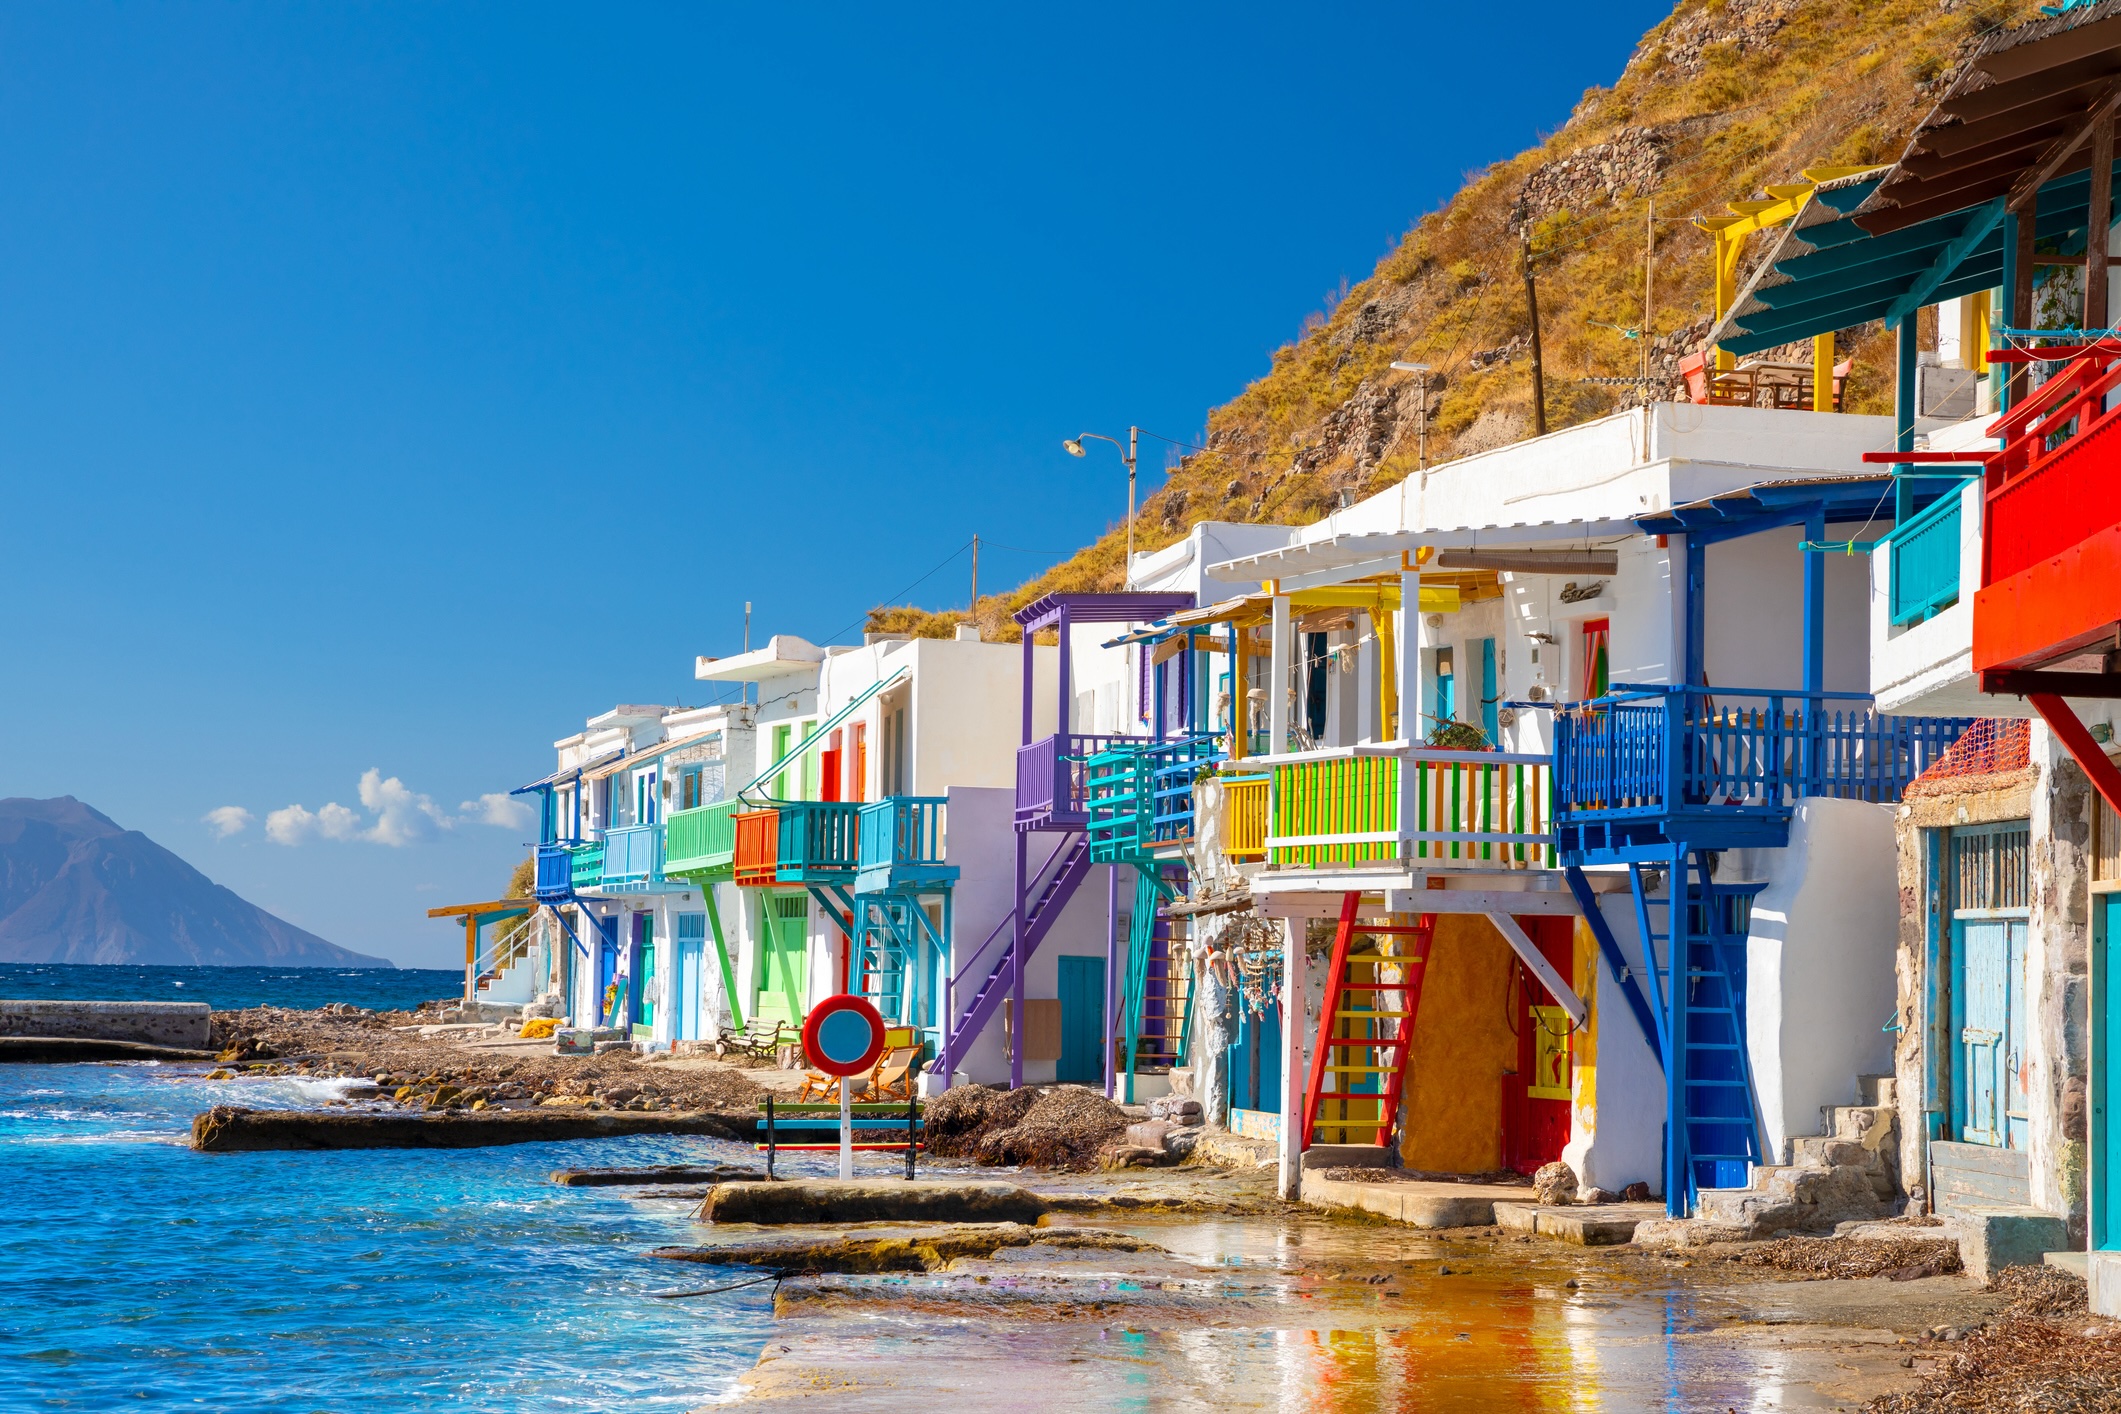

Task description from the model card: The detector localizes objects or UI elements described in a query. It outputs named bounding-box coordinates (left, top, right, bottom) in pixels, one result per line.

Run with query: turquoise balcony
left=774, top=801, right=860, bottom=884
left=1890, top=491, right=1961, bottom=626
left=569, top=842, right=606, bottom=891
left=664, top=800, right=738, bottom=877
left=854, top=797, right=957, bottom=895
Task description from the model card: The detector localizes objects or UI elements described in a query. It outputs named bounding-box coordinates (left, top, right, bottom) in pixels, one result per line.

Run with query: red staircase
left=1300, top=892, right=1437, bottom=1151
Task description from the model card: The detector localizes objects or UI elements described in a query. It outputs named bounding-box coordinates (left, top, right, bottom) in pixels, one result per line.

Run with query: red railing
left=1985, top=345, right=2121, bottom=585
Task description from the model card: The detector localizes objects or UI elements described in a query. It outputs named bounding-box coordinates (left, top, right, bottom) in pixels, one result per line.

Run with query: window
left=679, top=766, right=705, bottom=812
left=1580, top=618, right=1611, bottom=700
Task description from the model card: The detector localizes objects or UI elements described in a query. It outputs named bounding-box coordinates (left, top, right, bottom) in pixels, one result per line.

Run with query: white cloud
left=202, top=805, right=253, bottom=839
left=262, top=769, right=511, bottom=847
left=461, top=792, right=533, bottom=831
left=266, top=800, right=364, bottom=845
left=357, top=768, right=451, bottom=846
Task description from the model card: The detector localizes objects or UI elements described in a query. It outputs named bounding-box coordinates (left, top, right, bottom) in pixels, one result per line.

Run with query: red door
left=1502, top=915, right=1575, bottom=1173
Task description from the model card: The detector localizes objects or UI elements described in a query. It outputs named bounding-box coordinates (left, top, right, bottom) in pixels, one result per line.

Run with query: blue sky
left=0, top=2, right=1671, bottom=967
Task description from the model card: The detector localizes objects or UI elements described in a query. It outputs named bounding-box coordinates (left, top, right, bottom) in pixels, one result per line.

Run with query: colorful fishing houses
left=428, top=1, right=2121, bottom=1294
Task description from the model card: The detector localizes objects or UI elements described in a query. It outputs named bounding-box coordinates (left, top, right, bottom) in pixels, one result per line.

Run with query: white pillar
left=1278, top=914, right=1308, bottom=1200
left=1269, top=593, right=1292, bottom=755
left=1399, top=569, right=1426, bottom=863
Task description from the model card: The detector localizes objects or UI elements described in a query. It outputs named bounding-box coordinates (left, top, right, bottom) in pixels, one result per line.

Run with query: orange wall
left=1399, top=914, right=1518, bottom=1173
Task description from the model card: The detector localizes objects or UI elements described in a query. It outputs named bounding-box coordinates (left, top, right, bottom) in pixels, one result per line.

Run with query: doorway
left=1948, top=824, right=2030, bottom=1149
left=676, top=912, right=706, bottom=1042
left=2098, top=892, right=2121, bottom=1249
left=631, top=913, right=656, bottom=1038
left=1057, top=956, right=1106, bottom=1085
left=757, top=893, right=809, bottom=1026
left=1502, top=914, right=1576, bottom=1174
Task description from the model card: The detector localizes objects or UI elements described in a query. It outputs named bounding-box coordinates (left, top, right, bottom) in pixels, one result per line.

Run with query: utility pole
left=1521, top=226, right=1548, bottom=437
left=743, top=601, right=752, bottom=707
left=1125, top=426, right=1139, bottom=588
left=1642, top=197, right=1656, bottom=389
left=970, top=535, right=979, bottom=626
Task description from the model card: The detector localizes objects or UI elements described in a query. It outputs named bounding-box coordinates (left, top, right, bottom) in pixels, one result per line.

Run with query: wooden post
left=1896, top=321, right=1918, bottom=525
left=1229, top=618, right=1246, bottom=761
left=2009, top=201, right=2037, bottom=409
left=1277, top=911, right=1309, bottom=1200
left=1812, top=332, right=1834, bottom=412
left=1103, top=861, right=1119, bottom=1099
left=1521, top=227, right=1548, bottom=436
left=1268, top=592, right=1291, bottom=756
left=2088, top=117, right=2113, bottom=331
left=464, top=915, right=478, bottom=1004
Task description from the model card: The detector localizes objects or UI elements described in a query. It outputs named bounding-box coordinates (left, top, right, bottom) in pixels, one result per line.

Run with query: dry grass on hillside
left=867, top=0, right=2043, bottom=643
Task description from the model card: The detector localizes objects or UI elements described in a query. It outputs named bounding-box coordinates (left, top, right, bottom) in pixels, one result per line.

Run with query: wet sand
left=612, top=1166, right=2002, bottom=1412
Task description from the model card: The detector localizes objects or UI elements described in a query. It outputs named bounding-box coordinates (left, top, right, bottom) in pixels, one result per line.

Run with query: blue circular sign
left=801, top=994, right=886, bottom=1076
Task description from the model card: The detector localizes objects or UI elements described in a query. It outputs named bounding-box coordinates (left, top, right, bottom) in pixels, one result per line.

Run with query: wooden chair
left=797, top=1027, right=921, bottom=1102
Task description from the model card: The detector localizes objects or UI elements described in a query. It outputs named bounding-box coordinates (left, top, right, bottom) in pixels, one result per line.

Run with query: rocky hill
left=0, top=797, right=387, bottom=967
left=871, top=0, right=2041, bottom=640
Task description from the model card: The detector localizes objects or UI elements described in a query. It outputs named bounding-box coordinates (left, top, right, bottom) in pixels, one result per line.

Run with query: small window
left=679, top=766, right=706, bottom=812
left=1952, top=823, right=2030, bottom=913
left=1580, top=618, right=1611, bottom=700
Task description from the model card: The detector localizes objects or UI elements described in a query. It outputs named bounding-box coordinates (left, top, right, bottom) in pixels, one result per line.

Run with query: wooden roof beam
left=2007, top=78, right=2121, bottom=214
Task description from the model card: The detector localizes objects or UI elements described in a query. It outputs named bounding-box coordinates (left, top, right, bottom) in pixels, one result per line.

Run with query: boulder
left=1532, top=1161, right=1579, bottom=1206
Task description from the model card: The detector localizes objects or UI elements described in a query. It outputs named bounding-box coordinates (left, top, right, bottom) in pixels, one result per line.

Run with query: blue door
left=1955, top=917, right=2028, bottom=1147
left=2099, top=893, right=2121, bottom=1249
left=1229, top=1000, right=1282, bottom=1115
left=676, top=912, right=707, bottom=1041
left=1056, top=956, right=1106, bottom=1085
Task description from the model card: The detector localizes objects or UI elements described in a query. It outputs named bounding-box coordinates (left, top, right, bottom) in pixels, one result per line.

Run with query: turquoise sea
left=0, top=964, right=460, bottom=1014
left=0, top=1061, right=792, bottom=1411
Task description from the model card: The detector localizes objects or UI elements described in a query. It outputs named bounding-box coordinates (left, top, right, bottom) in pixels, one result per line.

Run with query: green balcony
left=569, top=842, right=606, bottom=890
left=664, top=800, right=739, bottom=878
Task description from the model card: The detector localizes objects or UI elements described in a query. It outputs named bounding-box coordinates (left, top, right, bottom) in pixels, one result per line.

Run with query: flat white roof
left=696, top=634, right=827, bottom=684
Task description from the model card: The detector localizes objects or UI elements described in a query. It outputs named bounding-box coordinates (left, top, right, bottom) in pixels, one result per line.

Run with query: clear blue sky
left=0, top=2, right=1671, bottom=967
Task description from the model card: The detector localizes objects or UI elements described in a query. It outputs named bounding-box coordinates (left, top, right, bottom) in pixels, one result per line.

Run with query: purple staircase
left=935, top=833, right=1091, bottom=1079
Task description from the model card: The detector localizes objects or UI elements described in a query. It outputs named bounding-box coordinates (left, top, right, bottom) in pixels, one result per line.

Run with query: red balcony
left=733, top=809, right=779, bottom=887
left=1973, top=346, right=2121, bottom=680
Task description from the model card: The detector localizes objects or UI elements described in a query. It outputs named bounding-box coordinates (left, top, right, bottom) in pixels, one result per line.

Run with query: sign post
left=800, top=995, right=887, bottom=1181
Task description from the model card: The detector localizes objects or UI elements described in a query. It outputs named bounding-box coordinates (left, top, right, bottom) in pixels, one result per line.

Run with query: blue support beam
left=1684, top=536, right=1706, bottom=688
left=1563, top=866, right=1661, bottom=1068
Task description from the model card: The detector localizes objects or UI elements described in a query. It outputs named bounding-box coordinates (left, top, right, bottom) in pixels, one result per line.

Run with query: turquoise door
left=1479, top=637, right=1498, bottom=743
left=2100, top=894, right=2121, bottom=1249
left=1057, top=956, right=1106, bottom=1085
left=1955, top=917, right=2028, bottom=1148
left=676, top=912, right=706, bottom=1041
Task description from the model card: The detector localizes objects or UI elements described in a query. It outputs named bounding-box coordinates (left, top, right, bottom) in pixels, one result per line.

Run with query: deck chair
left=798, top=1026, right=920, bottom=1102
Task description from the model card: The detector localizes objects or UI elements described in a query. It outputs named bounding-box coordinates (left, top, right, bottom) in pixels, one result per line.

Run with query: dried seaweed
left=1867, top=1266, right=2120, bottom=1414
left=923, top=1084, right=1125, bottom=1170
left=1738, top=1235, right=1962, bottom=1281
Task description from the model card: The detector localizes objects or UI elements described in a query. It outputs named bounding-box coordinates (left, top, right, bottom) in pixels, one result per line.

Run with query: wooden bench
left=716, top=1017, right=788, bottom=1062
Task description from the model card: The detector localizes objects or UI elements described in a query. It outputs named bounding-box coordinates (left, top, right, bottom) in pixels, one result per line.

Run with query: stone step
left=1792, top=1135, right=1879, bottom=1169
left=1828, top=1104, right=1895, bottom=1144
left=1857, top=1073, right=1896, bottom=1108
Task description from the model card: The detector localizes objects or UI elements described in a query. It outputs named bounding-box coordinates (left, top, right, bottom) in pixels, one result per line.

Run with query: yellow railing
left=1222, top=776, right=1268, bottom=860
left=1264, top=747, right=1554, bottom=869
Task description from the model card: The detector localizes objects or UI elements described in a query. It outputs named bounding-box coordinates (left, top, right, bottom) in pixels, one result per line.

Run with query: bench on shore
left=759, top=1095, right=924, bottom=1179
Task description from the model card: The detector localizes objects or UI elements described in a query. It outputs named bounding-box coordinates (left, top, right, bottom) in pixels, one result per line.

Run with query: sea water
left=0, top=964, right=459, bottom=1014
left=0, top=1061, right=784, bottom=1411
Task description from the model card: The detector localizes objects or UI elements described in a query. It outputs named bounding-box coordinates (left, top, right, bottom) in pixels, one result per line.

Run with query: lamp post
left=1389, top=362, right=1431, bottom=470
left=1064, top=427, right=1139, bottom=587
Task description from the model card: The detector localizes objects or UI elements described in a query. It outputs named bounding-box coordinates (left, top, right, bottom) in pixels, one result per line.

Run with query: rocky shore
left=199, top=1004, right=768, bottom=1117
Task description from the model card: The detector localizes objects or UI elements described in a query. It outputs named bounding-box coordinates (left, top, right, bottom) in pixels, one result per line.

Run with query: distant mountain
left=0, top=797, right=389, bottom=967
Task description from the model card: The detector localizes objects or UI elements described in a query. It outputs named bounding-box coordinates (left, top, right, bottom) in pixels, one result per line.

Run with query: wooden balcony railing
left=776, top=801, right=861, bottom=882
left=1890, top=489, right=1962, bottom=627
left=664, top=800, right=738, bottom=877
left=856, top=797, right=949, bottom=881
left=600, top=824, right=666, bottom=888
left=1222, top=775, right=1268, bottom=860
left=534, top=842, right=578, bottom=902
left=1985, top=346, right=2121, bottom=585
left=732, top=810, right=779, bottom=887
left=1016, top=732, right=1151, bottom=829
left=569, top=842, right=606, bottom=890
left=1265, top=746, right=1555, bottom=869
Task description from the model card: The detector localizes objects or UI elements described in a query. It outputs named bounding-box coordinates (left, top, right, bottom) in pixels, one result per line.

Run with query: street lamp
left=1389, top=362, right=1431, bottom=471
left=1064, top=427, right=1139, bottom=586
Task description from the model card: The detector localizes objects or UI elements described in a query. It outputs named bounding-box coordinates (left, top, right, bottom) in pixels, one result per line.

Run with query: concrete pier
left=0, top=1000, right=211, bottom=1050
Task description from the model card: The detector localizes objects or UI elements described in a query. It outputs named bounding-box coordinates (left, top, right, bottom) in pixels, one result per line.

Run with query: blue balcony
left=533, top=842, right=578, bottom=903
left=774, top=801, right=861, bottom=884
left=854, top=797, right=957, bottom=895
left=597, top=824, right=679, bottom=893
left=1890, top=490, right=1962, bottom=627
left=1553, top=685, right=1971, bottom=863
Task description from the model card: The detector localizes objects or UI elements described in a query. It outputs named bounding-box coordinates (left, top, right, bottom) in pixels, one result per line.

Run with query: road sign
left=802, top=995, right=887, bottom=1181
left=802, top=994, right=887, bottom=1077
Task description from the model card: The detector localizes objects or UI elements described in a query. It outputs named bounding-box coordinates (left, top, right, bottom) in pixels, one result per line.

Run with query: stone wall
left=0, top=1000, right=212, bottom=1049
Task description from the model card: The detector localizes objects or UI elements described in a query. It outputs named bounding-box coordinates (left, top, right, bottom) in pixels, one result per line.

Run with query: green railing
left=1890, top=489, right=1962, bottom=626
left=1267, top=746, right=1555, bottom=868
left=569, top=842, right=606, bottom=889
left=664, top=800, right=739, bottom=876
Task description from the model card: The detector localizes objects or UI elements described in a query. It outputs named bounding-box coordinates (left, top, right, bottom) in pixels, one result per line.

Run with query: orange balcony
left=733, top=809, right=779, bottom=887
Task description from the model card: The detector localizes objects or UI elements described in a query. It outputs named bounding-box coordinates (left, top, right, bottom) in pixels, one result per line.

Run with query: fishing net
left=1903, top=719, right=2032, bottom=799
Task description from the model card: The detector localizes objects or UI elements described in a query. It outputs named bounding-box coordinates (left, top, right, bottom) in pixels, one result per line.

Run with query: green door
left=632, top=913, right=656, bottom=1039
left=2100, top=892, right=2121, bottom=1249
left=756, top=893, right=809, bottom=1026
left=1057, top=955, right=1106, bottom=1086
